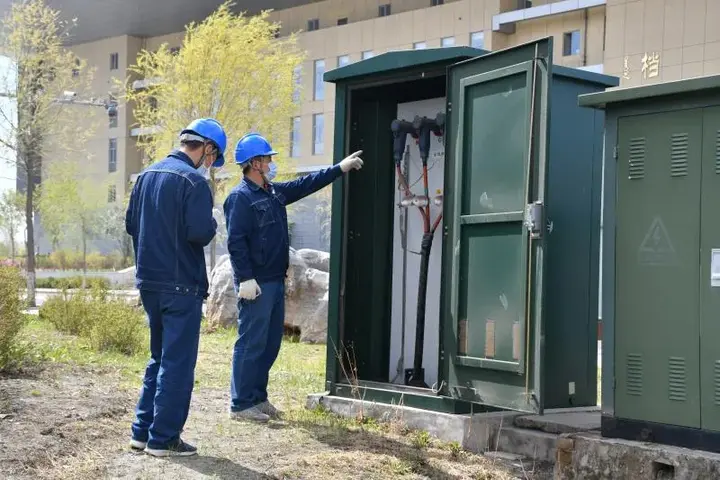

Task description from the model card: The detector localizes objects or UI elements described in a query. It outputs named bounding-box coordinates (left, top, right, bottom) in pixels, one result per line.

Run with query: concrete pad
left=497, top=426, right=558, bottom=463
left=515, top=411, right=601, bottom=434
left=484, top=451, right=525, bottom=462
left=555, top=432, right=720, bottom=480
left=307, top=393, right=542, bottom=457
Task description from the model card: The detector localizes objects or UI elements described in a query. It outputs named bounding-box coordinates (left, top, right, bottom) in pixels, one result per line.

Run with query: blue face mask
left=266, top=162, right=277, bottom=181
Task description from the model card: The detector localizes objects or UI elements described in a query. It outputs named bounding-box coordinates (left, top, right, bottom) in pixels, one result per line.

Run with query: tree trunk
left=10, top=229, right=15, bottom=260
left=25, top=165, right=36, bottom=307
left=81, top=228, right=87, bottom=289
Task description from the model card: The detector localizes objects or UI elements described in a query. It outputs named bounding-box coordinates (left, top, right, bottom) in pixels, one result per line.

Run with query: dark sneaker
left=129, top=438, right=147, bottom=451
left=144, top=438, right=198, bottom=457
left=257, top=401, right=282, bottom=419
left=229, top=406, right=270, bottom=423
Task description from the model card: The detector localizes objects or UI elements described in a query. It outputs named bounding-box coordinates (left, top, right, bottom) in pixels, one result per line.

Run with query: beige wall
left=69, top=35, right=144, bottom=201
left=604, top=0, right=720, bottom=87
left=281, top=0, right=502, bottom=168
left=508, top=6, right=605, bottom=68
left=59, top=0, right=653, bottom=201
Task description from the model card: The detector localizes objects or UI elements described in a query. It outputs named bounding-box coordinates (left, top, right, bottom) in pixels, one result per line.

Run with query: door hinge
left=613, top=145, right=618, bottom=160
left=524, top=201, right=544, bottom=239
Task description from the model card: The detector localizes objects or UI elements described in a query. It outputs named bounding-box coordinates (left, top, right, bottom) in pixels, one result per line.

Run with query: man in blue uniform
left=224, top=133, right=363, bottom=422
left=125, top=118, right=227, bottom=456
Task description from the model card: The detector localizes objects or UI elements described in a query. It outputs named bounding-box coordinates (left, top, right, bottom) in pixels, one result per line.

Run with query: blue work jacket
left=223, top=165, right=343, bottom=285
left=125, top=150, right=217, bottom=298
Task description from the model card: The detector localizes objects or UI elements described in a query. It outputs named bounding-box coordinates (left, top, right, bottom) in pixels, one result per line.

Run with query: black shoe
left=144, top=438, right=198, bottom=457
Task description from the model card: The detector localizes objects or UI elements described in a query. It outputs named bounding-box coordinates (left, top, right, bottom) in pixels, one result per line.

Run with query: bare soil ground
left=0, top=320, right=553, bottom=479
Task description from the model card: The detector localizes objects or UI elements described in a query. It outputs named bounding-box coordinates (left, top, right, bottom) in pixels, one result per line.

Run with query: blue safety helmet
left=179, top=118, right=227, bottom=167
left=234, top=133, right=277, bottom=166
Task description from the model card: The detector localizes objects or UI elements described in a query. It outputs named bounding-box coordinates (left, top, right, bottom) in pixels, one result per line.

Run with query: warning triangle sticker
left=637, top=216, right=677, bottom=266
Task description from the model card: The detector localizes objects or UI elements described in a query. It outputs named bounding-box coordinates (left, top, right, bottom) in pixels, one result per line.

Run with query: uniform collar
left=168, top=149, right=197, bottom=169
left=242, top=176, right=272, bottom=193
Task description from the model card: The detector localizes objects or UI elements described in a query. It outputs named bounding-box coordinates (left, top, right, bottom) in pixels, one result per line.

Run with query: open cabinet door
left=442, top=38, right=552, bottom=413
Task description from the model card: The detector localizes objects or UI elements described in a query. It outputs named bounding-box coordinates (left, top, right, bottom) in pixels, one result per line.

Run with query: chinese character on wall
left=641, top=52, right=660, bottom=79
left=623, top=56, right=631, bottom=80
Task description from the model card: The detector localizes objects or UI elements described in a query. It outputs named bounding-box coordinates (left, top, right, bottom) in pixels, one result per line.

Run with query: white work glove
left=339, top=150, right=364, bottom=173
left=238, top=279, right=262, bottom=301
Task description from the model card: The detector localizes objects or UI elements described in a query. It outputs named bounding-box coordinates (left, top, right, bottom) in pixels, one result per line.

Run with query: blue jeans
left=131, top=290, right=203, bottom=448
left=230, top=281, right=285, bottom=412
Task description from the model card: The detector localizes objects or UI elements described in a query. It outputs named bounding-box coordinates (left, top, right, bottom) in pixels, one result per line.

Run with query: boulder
left=205, top=249, right=331, bottom=343
left=205, top=254, right=238, bottom=329
left=296, top=249, right=330, bottom=272
left=284, top=249, right=330, bottom=343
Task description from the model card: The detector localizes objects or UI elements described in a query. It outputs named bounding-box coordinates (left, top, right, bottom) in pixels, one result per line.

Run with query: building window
left=431, top=0, right=444, bottom=5
left=307, top=18, right=319, bottom=31
left=563, top=30, right=581, bottom=56
left=362, top=50, right=374, bottom=60
left=108, top=139, right=117, bottom=173
left=292, top=66, right=301, bottom=103
left=291, top=117, right=301, bottom=158
left=312, top=114, right=324, bottom=155
left=413, top=42, right=427, bottom=50
left=337, top=17, right=348, bottom=26
left=107, top=185, right=116, bottom=203
left=110, top=52, right=119, bottom=70
left=313, top=59, right=325, bottom=101
left=337, top=55, right=350, bottom=67
left=441, top=37, right=455, bottom=48
left=470, top=31, right=485, bottom=49
left=379, top=4, right=391, bottom=17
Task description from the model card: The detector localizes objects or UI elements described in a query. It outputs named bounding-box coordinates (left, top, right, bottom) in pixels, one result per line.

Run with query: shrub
left=0, top=265, right=27, bottom=370
left=39, top=287, right=146, bottom=355
left=36, top=276, right=111, bottom=290
left=37, top=249, right=131, bottom=271
left=87, top=300, right=145, bottom=355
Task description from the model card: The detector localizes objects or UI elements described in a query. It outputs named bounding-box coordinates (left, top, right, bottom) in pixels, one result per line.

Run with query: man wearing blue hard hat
left=125, top=118, right=227, bottom=456
left=224, top=133, right=363, bottom=422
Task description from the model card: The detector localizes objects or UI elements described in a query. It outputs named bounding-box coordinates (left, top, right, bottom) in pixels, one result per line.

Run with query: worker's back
left=125, top=150, right=217, bottom=298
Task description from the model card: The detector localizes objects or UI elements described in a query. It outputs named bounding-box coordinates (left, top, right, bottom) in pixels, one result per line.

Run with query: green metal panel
left=578, top=75, right=720, bottom=109
left=339, top=97, right=396, bottom=382
left=700, top=106, right=720, bottom=431
left=543, top=75, right=607, bottom=409
left=615, top=109, right=703, bottom=428
left=326, top=82, right=348, bottom=387
left=443, top=39, right=552, bottom=413
left=324, top=47, right=486, bottom=83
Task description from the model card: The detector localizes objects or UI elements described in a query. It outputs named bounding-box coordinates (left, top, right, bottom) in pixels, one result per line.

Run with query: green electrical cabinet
left=580, top=75, right=720, bottom=452
left=321, top=38, right=617, bottom=416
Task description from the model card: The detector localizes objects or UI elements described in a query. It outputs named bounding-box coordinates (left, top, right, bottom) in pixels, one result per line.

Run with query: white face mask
left=197, top=165, right=210, bottom=179
left=266, top=162, right=278, bottom=181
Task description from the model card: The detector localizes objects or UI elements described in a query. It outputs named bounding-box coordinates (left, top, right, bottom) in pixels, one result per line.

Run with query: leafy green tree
left=37, top=160, right=108, bottom=287
left=123, top=1, right=305, bottom=270
left=0, top=0, right=94, bottom=304
left=0, top=191, right=24, bottom=259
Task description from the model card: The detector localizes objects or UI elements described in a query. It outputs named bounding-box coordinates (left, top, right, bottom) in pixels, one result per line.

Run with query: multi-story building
left=23, top=0, right=720, bottom=253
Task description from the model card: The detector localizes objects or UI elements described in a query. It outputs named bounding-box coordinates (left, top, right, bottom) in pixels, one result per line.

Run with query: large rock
left=284, top=248, right=330, bottom=343
left=206, top=254, right=238, bottom=328
left=205, top=249, right=331, bottom=342
left=296, top=249, right=330, bottom=272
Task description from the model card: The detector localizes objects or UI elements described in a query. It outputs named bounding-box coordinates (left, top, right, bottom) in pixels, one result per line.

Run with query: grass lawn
left=0, top=318, right=550, bottom=479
